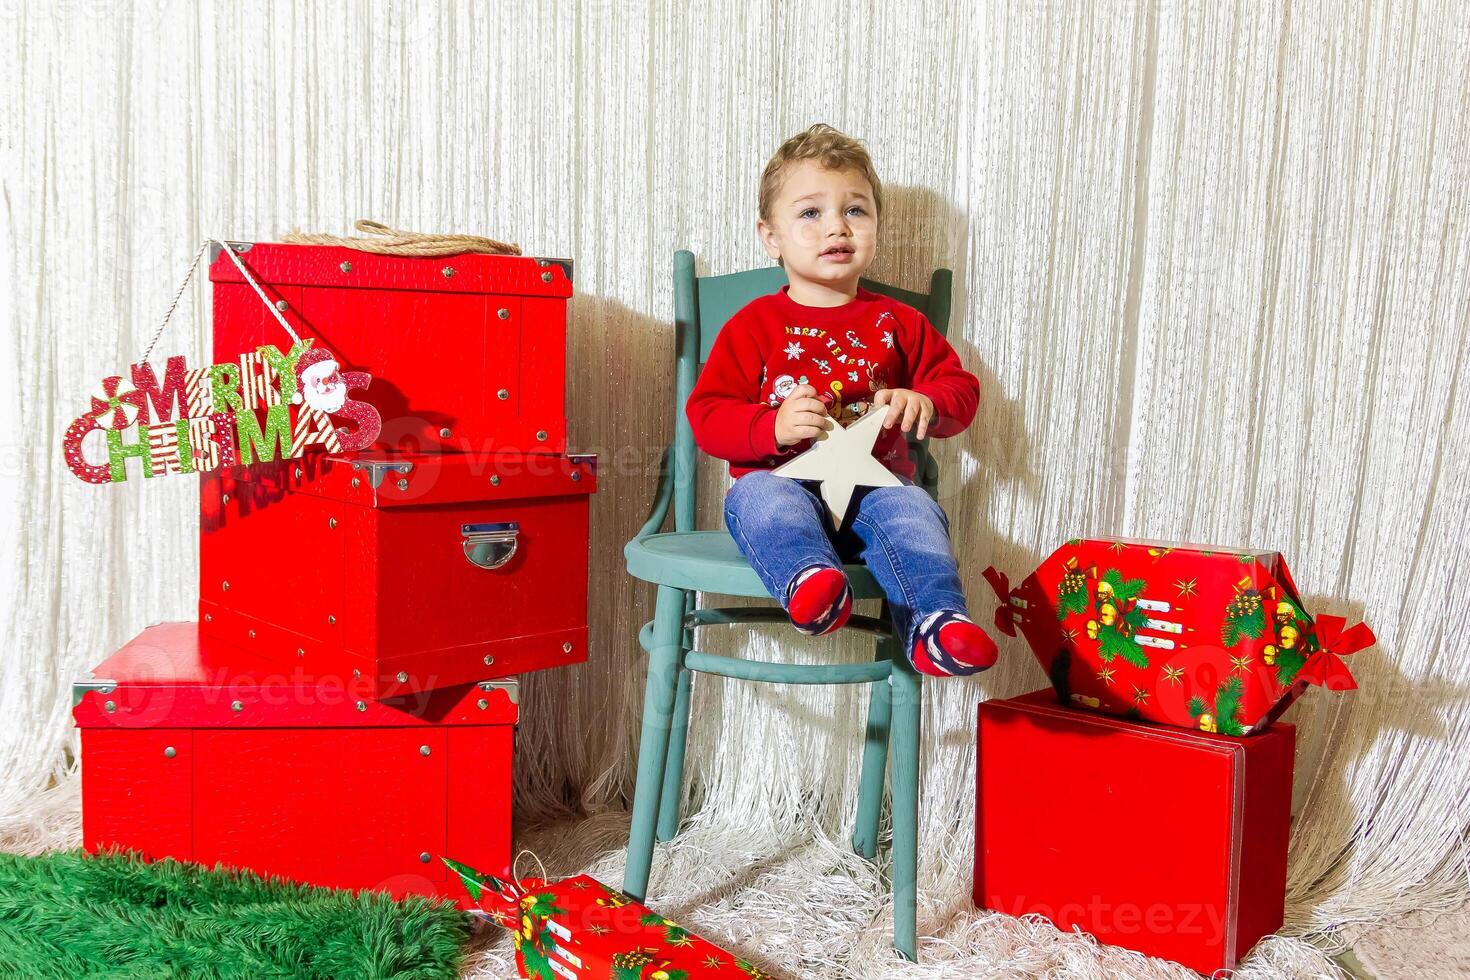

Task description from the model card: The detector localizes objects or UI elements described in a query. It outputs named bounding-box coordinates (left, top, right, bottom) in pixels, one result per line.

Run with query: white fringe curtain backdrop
left=1, top=2, right=1466, bottom=977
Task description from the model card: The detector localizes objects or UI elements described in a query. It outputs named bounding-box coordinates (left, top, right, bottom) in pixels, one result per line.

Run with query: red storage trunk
left=73, top=622, right=517, bottom=906
left=974, top=690, right=1294, bottom=976
left=199, top=450, right=595, bottom=699
left=209, top=242, right=572, bottom=455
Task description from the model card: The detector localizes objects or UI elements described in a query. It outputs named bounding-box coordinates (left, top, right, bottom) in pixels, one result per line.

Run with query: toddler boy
left=686, top=124, right=997, bottom=676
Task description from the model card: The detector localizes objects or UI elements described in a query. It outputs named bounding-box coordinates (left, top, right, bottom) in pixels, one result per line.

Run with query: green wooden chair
left=621, top=250, right=953, bottom=962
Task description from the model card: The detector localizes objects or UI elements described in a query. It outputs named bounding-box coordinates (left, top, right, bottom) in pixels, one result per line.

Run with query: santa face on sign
left=296, top=347, right=348, bottom=413
left=292, top=343, right=383, bottom=453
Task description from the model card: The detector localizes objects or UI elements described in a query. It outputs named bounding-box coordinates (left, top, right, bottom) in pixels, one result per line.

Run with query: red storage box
left=199, top=450, right=595, bottom=699
left=974, top=691, right=1294, bottom=976
left=209, top=242, right=572, bottom=455
left=73, top=622, right=517, bottom=905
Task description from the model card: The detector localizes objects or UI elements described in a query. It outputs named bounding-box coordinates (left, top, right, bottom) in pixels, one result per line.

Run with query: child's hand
left=872, top=388, right=936, bottom=439
left=774, top=385, right=832, bottom=447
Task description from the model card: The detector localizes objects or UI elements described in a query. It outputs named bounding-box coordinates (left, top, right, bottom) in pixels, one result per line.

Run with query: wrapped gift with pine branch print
left=983, top=538, right=1375, bottom=736
left=444, top=858, right=776, bottom=980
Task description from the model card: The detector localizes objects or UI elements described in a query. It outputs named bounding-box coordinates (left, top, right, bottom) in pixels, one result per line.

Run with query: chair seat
left=624, top=530, right=884, bottom=599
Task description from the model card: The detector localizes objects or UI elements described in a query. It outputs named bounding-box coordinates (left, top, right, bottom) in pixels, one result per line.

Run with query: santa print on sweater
left=687, top=284, right=979, bottom=478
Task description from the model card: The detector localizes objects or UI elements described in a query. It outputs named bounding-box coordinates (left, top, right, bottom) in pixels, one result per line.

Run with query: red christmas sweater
left=687, top=284, right=979, bottom=479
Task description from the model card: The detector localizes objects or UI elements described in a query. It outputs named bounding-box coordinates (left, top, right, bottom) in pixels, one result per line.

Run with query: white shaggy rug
left=0, top=772, right=1351, bottom=979
left=457, top=813, right=1351, bottom=980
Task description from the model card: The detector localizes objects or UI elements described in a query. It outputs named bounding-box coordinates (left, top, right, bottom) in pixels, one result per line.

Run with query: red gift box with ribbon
left=984, top=538, right=1374, bottom=735
left=444, top=859, right=776, bottom=980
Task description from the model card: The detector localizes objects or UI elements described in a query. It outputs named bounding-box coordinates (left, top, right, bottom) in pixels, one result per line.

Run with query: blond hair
left=758, top=124, right=883, bottom=222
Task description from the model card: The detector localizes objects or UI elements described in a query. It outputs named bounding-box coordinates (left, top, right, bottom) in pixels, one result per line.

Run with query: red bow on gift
left=1299, top=614, right=1375, bottom=691
left=981, top=566, right=1017, bottom=637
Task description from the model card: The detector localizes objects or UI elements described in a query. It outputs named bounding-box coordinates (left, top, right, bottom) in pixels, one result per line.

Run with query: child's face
left=758, top=160, right=877, bottom=293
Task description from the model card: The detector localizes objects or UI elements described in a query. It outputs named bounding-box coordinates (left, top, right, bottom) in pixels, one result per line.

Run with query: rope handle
left=512, top=848, right=551, bottom=886
left=140, top=239, right=302, bottom=364
left=281, top=219, right=521, bottom=257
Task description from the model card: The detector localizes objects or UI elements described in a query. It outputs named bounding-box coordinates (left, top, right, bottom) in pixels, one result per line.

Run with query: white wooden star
left=771, top=407, right=901, bottom=528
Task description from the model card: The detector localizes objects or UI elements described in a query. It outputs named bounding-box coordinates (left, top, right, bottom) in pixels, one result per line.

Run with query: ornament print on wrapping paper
left=997, top=539, right=1374, bottom=739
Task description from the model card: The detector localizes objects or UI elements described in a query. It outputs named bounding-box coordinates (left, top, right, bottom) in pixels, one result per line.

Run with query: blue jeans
left=723, top=470, right=970, bottom=658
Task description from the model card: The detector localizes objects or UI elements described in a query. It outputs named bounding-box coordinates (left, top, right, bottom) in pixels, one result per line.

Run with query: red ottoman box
left=74, top=622, right=516, bottom=906
left=974, top=690, right=1294, bottom=976
left=209, top=241, right=572, bottom=455
left=199, top=450, right=595, bottom=699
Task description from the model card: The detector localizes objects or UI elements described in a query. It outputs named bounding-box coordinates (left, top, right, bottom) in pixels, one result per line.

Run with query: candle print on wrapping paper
left=62, top=340, right=380, bottom=485
left=984, top=538, right=1375, bottom=736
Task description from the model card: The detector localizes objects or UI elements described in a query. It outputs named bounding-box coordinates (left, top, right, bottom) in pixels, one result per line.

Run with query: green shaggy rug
left=0, top=850, right=471, bottom=979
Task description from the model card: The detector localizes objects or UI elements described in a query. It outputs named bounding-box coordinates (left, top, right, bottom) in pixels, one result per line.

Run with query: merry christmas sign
left=63, top=340, right=382, bottom=484
left=62, top=238, right=383, bottom=485
left=984, top=538, right=1375, bottom=736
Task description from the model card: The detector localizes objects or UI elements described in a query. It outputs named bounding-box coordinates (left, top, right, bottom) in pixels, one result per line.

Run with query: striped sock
left=910, top=611, right=999, bottom=677
left=786, top=566, right=853, bottom=636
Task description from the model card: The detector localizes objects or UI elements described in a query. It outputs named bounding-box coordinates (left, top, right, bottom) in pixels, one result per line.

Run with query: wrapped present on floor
left=444, top=859, right=775, bottom=980
left=983, top=537, right=1375, bottom=735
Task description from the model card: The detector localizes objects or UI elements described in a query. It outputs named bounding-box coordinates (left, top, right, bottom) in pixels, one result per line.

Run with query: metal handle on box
left=461, top=522, right=519, bottom=570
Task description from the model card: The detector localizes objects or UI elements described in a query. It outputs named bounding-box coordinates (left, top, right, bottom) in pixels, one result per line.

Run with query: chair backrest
left=670, top=250, right=954, bottom=533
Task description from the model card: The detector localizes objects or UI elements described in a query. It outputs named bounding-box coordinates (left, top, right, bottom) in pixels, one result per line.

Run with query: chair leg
left=623, top=585, right=686, bottom=901
left=656, top=663, right=694, bottom=842
left=853, top=631, right=896, bottom=860
left=889, top=655, right=922, bottom=962
left=656, top=591, right=698, bottom=841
